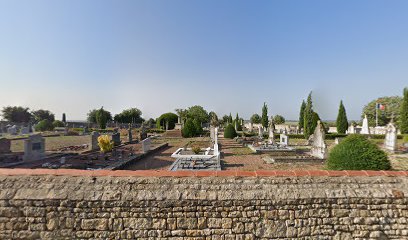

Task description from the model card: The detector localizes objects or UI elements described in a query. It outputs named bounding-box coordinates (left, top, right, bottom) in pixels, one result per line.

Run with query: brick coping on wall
left=0, top=168, right=407, bottom=177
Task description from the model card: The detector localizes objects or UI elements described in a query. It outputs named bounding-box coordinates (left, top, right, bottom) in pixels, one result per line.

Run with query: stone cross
left=268, top=117, right=275, bottom=144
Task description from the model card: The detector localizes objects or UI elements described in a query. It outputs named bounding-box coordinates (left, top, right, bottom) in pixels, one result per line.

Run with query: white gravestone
left=249, top=122, right=253, bottom=132
left=23, top=134, right=45, bottom=161
left=347, top=124, right=355, bottom=134
left=142, top=138, right=151, bottom=153
left=384, top=121, right=397, bottom=152
left=361, top=115, right=370, bottom=135
left=310, top=121, right=328, bottom=159
left=258, top=126, right=264, bottom=139
left=279, top=134, right=289, bottom=146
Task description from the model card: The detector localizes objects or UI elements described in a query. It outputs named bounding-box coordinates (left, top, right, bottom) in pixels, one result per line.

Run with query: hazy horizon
left=1, top=1, right=407, bottom=121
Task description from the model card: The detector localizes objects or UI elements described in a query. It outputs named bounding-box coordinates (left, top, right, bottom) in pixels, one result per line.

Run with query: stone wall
left=0, top=172, right=407, bottom=239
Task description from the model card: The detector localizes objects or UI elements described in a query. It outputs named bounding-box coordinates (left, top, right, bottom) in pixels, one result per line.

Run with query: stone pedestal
left=128, top=128, right=133, bottom=143
left=90, top=132, right=100, bottom=150
left=23, top=134, right=45, bottom=161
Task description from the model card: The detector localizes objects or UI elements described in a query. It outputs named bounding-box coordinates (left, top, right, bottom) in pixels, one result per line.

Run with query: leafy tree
left=250, top=114, right=261, bottom=124
left=186, top=105, right=209, bottom=124
left=62, top=113, right=66, bottom=123
left=114, top=108, right=143, bottom=123
left=1, top=106, right=32, bottom=123
left=146, top=118, right=156, bottom=127
left=182, top=119, right=196, bottom=138
left=273, top=115, right=285, bottom=124
left=156, top=112, right=178, bottom=130
left=32, top=109, right=55, bottom=123
left=298, top=100, right=306, bottom=130
left=193, top=119, right=203, bottom=135
left=175, top=108, right=188, bottom=124
left=95, top=107, right=112, bottom=129
left=304, top=92, right=314, bottom=139
left=52, top=120, right=65, bottom=128
left=400, top=88, right=408, bottom=134
left=261, top=102, right=268, bottom=128
left=87, top=109, right=98, bottom=123
left=361, top=96, right=402, bottom=127
left=336, top=100, right=349, bottom=134
left=35, top=119, right=54, bottom=131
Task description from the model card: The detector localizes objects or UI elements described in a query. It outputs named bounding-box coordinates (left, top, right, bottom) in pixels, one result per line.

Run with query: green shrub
left=404, top=134, right=408, bottom=143
left=224, top=124, right=237, bottom=139
left=52, top=120, right=65, bottom=128
left=35, top=119, right=54, bottom=132
left=327, top=134, right=390, bottom=170
left=182, top=119, right=196, bottom=138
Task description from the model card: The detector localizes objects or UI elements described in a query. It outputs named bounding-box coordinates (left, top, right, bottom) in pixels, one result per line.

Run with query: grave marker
left=23, top=134, right=45, bottom=161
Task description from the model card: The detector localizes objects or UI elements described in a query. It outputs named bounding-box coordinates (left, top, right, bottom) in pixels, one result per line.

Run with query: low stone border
left=0, top=168, right=406, bottom=177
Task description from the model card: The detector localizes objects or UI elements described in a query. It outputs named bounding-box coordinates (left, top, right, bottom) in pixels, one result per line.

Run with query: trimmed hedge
left=224, top=124, right=237, bottom=139
left=327, top=134, right=390, bottom=170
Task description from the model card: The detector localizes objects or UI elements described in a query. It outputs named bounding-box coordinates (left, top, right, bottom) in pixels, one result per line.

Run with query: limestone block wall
left=0, top=170, right=407, bottom=239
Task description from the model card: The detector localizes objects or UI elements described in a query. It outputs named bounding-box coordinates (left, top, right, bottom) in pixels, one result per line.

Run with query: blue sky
left=0, top=0, right=407, bottom=121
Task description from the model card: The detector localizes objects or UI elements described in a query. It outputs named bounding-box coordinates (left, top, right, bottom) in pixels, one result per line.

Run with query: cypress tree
left=62, top=113, right=66, bottom=123
left=304, top=92, right=314, bottom=139
left=228, top=113, right=233, bottom=124
left=336, top=100, right=349, bottom=134
left=401, top=87, right=408, bottom=134
left=298, top=100, right=306, bottom=130
left=261, top=102, right=268, bottom=129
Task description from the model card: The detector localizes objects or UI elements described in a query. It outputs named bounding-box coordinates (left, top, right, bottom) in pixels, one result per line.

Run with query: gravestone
left=90, top=132, right=100, bottom=150
left=23, top=134, right=45, bottom=161
left=347, top=124, right=355, bottom=134
left=20, top=127, right=29, bottom=135
left=210, top=126, right=215, bottom=143
left=142, top=138, right=151, bottom=153
left=334, top=137, right=343, bottom=145
left=268, top=117, right=275, bottom=144
left=0, top=138, right=11, bottom=154
left=112, top=133, right=121, bottom=146
left=7, top=125, right=17, bottom=135
left=258, top=126, right=264, bottom=139
left=83, top=126, right=89, bottom=134
left=64, top=126, right=69, bottom=135
left=384, top=121, right=397, bottom=152
left=249, top=122, right=253, bottom=132
left=139, top=122, right=147, bottom=140
left=128, top=126, right=133, bottom=143
left=361, top=115, right=370, bottom=135
left=310, top=121, right=327, bottom=159
left=279, top=134, right=289, bottom=146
